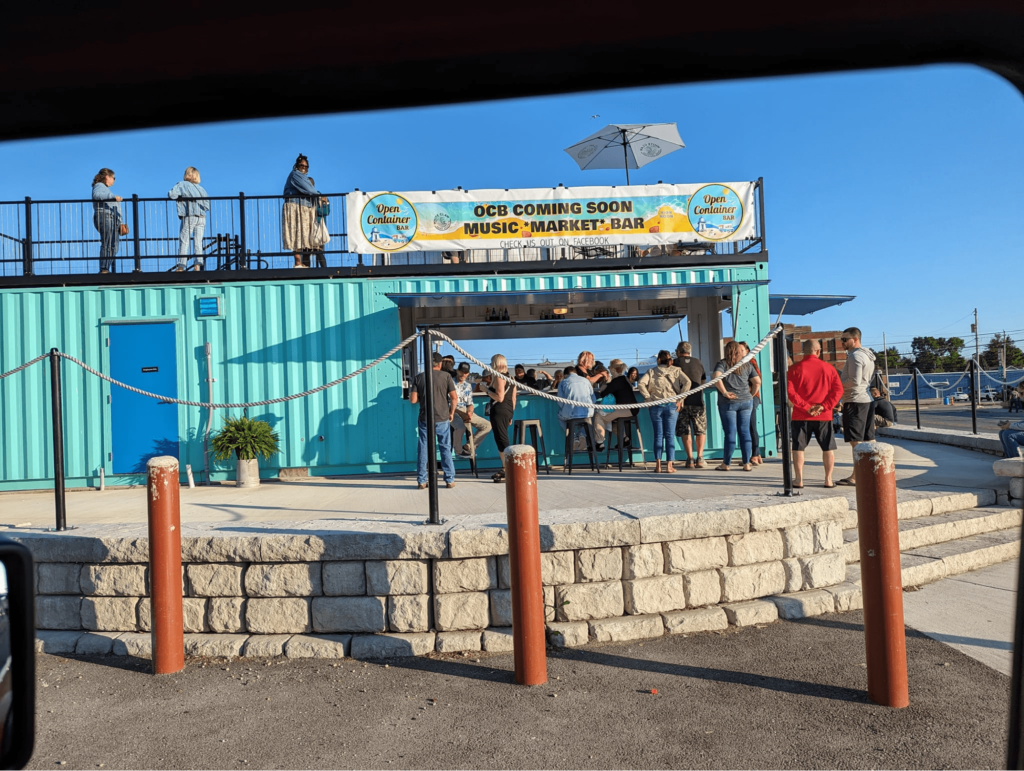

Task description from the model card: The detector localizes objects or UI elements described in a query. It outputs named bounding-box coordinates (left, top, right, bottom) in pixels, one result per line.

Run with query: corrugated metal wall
left=0, top=264, right=768, bottom=489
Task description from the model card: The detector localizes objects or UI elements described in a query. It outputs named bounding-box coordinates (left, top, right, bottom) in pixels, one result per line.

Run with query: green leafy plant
left=211, top=416, right=280, bottom=461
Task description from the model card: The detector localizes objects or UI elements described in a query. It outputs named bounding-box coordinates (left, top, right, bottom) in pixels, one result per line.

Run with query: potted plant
left=210, top=415, right=280, bottom=488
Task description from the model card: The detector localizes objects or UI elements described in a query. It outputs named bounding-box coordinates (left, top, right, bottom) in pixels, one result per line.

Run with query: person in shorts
left=787, top=339, right=844, bottom=488
left=674, top=341, right=708, bottom=467
left=838, top=326, right=877, bottom=486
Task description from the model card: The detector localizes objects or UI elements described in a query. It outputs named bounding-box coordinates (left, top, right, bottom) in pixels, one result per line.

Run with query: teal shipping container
left=0, top=263, right=774, bottom=490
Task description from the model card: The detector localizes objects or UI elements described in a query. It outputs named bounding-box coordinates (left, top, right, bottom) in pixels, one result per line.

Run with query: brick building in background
left=784, top=324, right=847, bottom=371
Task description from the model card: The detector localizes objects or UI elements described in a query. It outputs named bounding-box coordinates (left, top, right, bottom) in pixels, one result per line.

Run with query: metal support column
left=757, top=177, right=767, bottom=251
left=773, top=327, right=795, bottom=496
left=131, top=194, right=142, bottom=272
left=23, top=197, right=33, bottom=276
left=238, top=193, right=248, bottom=270
left=421, top=328, right=440, bottom=525
left=49, top=349, right=67, bottom=531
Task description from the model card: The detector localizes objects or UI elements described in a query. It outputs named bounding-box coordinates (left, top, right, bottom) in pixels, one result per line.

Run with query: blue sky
left=2, top=64, right=1021, bottom=365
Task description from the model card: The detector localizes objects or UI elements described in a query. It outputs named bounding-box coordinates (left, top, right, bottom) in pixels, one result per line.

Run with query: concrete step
left=845, top=526, right=1020, bottom=590
left=840, top=487, right=998, bottom=530
left=844, top=506, right=1022, bottom=564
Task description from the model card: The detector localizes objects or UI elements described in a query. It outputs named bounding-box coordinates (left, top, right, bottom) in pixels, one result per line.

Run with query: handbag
left=312, top=217, right=330, bottom=248
left=119, top=223, right=129, bottom=236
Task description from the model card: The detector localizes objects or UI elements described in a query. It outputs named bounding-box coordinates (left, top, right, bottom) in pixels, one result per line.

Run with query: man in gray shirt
left=838, top=326, right=877, bottom=486
left=674, top=341, right=708, bottom=468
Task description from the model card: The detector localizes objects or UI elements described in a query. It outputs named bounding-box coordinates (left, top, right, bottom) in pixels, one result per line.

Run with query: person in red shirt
left=787, top=338, right=844, bottom=488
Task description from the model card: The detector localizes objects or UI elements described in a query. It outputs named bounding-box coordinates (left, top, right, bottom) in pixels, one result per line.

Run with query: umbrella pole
left=622, top=129, right=630, bottom=185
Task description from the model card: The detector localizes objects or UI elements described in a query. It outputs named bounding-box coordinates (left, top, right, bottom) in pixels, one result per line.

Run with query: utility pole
left=883, top=331, right=890, bottom=397
left=972, top=308, right=980, bottom=404
left=636, top=348, right=639, bottom=366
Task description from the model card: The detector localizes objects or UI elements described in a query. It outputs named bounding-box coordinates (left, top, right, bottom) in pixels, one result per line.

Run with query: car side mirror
left=0, top=539, right=35, bottom=770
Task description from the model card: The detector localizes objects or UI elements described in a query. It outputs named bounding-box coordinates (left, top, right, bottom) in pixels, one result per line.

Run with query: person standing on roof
left=837, top=326, right=877, bottom=486
left=91, top=168, right=123, bottom=274
left=282, top=153, right=324, bottom=269
left=168, top=166, right=211, bottom=272
left=788, top=339, right=844, bottom=488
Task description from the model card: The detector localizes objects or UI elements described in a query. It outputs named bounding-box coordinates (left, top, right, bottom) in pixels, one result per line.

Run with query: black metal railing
left=0, top=179, right=768, bottom=279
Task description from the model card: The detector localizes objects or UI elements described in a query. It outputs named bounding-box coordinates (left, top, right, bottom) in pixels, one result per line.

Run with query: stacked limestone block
left=23, top=493, right=852, bottom=659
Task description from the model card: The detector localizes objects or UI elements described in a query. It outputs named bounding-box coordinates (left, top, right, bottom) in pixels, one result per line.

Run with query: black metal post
left=621, top=129, right=630, bottom=186
left=912, top=368, right=921, bottom=429
left=131, top=194, right=142, bottom=272
left=49, top=349, right=67, bottom=531
left=757, top=176, right=767, bottom=251
left=238, top=193, right=248, bottom=270
left=1008, top=545, right=1024, bottom=768
left=23, top=196, right=33, bottom=276
left=774, top=328, right=795, bottom=496
left=970, top=358, right=978, bottom=435
left=421, top=328, right=440, bottom=525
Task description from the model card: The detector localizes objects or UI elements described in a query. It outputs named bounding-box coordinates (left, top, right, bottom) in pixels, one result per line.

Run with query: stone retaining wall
left=21, top=494, right=852, bottom=659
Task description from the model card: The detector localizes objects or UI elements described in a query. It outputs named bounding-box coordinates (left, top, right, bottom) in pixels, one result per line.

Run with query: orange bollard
left=147, top=456, right=184, bottom=675
left=854, top=441, right=909, bottom=708
left=504, top=445, right=548, bottom=686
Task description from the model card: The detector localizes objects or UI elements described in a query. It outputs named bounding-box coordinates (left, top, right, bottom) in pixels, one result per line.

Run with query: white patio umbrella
left=564, top=123, right=685, bottom=184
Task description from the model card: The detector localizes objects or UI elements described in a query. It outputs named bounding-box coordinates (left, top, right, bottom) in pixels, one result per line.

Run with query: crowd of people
left=90, top=154, right=330, bottom=274
left=406, top=325, right=920, bottom=488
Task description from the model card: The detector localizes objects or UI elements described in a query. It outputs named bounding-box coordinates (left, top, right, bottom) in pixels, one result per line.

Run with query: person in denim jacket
left=168, top=167, right=210, bottom=271
left=91, top=168, right=122, bottom=274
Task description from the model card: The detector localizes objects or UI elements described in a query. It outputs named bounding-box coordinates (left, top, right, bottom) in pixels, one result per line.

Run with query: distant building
left=784, top=324, right=847, bottom=370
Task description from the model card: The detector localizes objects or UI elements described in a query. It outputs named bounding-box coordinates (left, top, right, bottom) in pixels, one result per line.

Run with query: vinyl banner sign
left=346, top=182, right=757, bottom=253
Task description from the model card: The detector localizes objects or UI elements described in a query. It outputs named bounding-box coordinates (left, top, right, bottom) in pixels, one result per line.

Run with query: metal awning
left=386, top=280, right=769, bottom=308
left=769, top=294, right=855, bottom=316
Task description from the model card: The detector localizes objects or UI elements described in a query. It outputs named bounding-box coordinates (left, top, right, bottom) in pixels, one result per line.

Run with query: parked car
left=952, top=392, right=970, bottom=402
left=981, top=389, right=1000, bottom=401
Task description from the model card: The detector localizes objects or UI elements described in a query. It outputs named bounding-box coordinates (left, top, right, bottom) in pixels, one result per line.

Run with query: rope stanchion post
left=913, top=369, right=921, bottom=429
left=49, top=348, right=67, bottom=531
left=854, top=441, right=909, bottom=708
left=970, top=358, right=978, bottom=435
left=147, top=456, right=184, bottom=675
left=420, top=328, right=440, bottom=526
left=504, top=445, right=547, bottom=686
left=773, top=328, right=795, bottom=496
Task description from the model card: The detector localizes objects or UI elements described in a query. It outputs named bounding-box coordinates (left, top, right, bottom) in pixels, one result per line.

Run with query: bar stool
left=563, top=418, right=600, bottom=475
left=604, top=414, right=648, bottom=471
left=513, top=418, right=551, bottom=474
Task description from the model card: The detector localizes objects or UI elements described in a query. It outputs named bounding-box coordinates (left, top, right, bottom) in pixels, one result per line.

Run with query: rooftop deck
left=0, top=186, right=766, bottom=288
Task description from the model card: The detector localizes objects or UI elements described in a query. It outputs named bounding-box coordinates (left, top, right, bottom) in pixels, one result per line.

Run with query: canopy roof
left=768, top=294, right=855, bottom=316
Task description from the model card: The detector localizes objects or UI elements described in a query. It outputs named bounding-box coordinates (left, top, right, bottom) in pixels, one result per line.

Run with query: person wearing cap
left=410, top=352, right=458, bottom=489
left=452, top=362, right=491, bottom=456
left=674, top=341, right=708, bottom=468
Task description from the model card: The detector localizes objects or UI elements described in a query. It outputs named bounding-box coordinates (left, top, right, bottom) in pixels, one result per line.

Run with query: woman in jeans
left=713, top=340, right=762, bottom=471
left=486, top=354, right=517, bottom=483
left=638, top=350, right=691, bottom=473
left=91, top=168, right=123, bottom=274
left=168, top=166, right=210, bottom=271
left=739, top=341, right=764, bottom=465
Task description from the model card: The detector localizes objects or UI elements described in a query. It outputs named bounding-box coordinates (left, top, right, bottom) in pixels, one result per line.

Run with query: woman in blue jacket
left=91, top=168, right=123, bottom=274
left=168, top=166, right=211, bottom=271
left=282, top=154, right=322, bottom=268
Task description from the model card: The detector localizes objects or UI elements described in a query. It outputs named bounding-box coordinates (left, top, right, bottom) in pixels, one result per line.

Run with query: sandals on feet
left=742, top=464, right=753, bottom=472
left=715, top=464, right=730, bottom=471
left=836, top=478, right=856, bottom=486
left=695, top=457, right=706, bottom=469
left=684, top=459, right=694, bottom=469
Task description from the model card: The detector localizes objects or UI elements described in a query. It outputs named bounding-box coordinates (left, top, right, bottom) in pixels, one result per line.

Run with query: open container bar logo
left=685, top=184, right=742, bottom=240
left=360, top=193, right=419, bottom=251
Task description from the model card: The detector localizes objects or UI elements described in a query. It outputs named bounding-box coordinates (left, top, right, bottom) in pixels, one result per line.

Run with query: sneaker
left=417, top=483, right=427, bottom=489
left=446, top=482, right=456, bottom=489
left=595, top=442, right=605, bottom=453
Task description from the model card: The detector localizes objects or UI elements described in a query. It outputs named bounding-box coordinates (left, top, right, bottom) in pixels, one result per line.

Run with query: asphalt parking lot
left=29, top=610, right=1009, bottom=770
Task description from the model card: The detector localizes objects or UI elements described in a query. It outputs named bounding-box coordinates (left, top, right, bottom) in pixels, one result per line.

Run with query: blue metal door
left=110, top=323, right=179, bottom=474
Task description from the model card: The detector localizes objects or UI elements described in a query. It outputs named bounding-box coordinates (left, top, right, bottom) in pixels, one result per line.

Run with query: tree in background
left=911, top=336, right=967, bottom=373
left=981, top=333, right=1024, bottom=370
left=883, top=346, right=913, bottom=370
